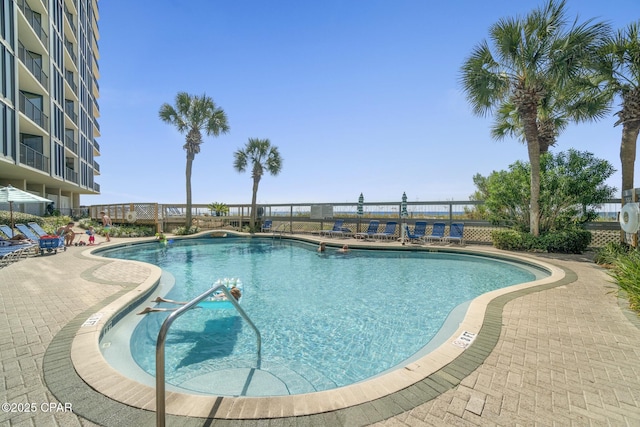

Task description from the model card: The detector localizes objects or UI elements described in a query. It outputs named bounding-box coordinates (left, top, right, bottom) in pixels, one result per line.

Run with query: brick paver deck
left=1, top=237, right=639, bottom=426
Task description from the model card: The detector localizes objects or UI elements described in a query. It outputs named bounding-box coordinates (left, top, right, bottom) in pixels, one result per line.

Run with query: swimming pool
left=98, top=236, right=547, bottom=397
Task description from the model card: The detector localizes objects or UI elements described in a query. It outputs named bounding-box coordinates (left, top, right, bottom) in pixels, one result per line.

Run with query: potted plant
left=207, top=202, right=229, bottom=217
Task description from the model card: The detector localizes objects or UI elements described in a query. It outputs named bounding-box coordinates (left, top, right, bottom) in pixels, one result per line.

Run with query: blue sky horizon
left=84, top=0, right=639, bottom=207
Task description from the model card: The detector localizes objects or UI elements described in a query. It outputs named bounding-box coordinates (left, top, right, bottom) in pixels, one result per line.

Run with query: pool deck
left=1, top=233, right=640, bottom=426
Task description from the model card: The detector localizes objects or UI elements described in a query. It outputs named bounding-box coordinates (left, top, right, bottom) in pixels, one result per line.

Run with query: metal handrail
left=155, top=284, right=262, bottom=427
left=273, top=222, right=290, bottom=238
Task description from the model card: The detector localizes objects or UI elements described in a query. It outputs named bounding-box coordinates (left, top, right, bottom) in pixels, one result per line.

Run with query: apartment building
left=0, top=0, right=100, bottom=215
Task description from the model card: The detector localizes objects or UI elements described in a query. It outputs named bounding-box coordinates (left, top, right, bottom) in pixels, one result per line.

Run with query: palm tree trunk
left=185, top=153, right=194, bottom=229
left=522, top=112, right=542, bottom=236
left=250, top=177, right=260, bottom=232
left=620, top=121, right=639, bottom=196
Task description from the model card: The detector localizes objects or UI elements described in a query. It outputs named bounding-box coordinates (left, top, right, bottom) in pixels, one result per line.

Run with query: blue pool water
left=99, top=237, right=545, bottom=396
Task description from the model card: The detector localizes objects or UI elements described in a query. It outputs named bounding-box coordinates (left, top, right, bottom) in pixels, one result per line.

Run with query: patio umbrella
left=357, top=193, right=364, bottom=216
left=400, top=192, right=408, bottom=244
left=0, top=185, right=52, bottom=237
left=357, top=193, right=364, bottom=233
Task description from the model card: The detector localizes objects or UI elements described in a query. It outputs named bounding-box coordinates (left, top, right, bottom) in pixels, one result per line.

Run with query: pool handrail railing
left=155, top=283, right=262, bottom=427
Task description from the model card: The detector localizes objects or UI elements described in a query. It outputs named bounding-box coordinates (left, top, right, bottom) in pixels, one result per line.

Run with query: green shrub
left=171, top=226, right=200, bottom=235
left=0, top=210, right=75, bottom=235
left=491, top=228, right=591, bottom=254
left=0, top=210, right=46, bottom=228
left=539, top=229, right=592, bottom=254
left=42, top=216, right=75, bottom=233
left=609, top=250, right=640, bottom=312
left=98, top=225, right=154, bottom=238
left=594, top=242, right=632, bottom=265
left=491, top=230, right=543, bottom=251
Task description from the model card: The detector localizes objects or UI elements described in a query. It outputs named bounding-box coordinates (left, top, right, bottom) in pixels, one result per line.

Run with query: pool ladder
left=272, top=222, right=290, bottom=238
left=155, top=284, right=262, bottom=427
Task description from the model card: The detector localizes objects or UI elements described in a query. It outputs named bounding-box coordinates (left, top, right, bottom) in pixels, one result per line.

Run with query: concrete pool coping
left=57, top=232, right=571, bottom=422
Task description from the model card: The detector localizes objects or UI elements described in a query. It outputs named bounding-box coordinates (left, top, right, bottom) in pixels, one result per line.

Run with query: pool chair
left=0, top=246, right=23, bottom=267
left=28, top=222, right=48, bottom=237
left=320, top=219, right=345, bottom=237
left=404, top=221, right=427, bottom=244
left=443, top=223, right=465, bottom=245
left=15, top=224, right=41, bottom=242
left=260, top=219, right=273, bottom=232
left=0, top=243, right=36, bottom=265
left=423, top=222, right=446, bottom=244
left=0, top=224, right=15, bottom=238
left=354, top=220, right=380, bottom=240
left=372, top=221, right=397, bottom=240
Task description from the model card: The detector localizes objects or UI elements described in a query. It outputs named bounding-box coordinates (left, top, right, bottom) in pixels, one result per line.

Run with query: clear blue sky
left=84, top=0, right=639, bottom=207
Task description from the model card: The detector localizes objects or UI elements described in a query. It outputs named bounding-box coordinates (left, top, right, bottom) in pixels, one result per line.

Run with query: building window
left=20, top=133, right=43, bottom=153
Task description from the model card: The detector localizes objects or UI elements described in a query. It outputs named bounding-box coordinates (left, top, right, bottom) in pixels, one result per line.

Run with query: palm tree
left=159, top=93, right=229, bottom=229
left=460, top=0, right=610, bottom=236
left=597, top=21, right=640, bottom=197
left=233, top=138, right=283, bottom=231
left=491, top=78, right=611, bottom=154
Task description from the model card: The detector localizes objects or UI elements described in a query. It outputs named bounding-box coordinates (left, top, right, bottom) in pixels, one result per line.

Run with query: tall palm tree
left=460, top=0, right=610, bottom=236
left=233, top=138, right=283, bottom=231
left=597, top=21, right=640, bottom=197
left=159, top=93, right=229, bottom=229
left=491, top=78, right=611, bottom=154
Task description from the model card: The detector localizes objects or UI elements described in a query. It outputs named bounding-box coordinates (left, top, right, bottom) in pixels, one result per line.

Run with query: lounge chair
left=320, top=219, right=345, bottom=237
left=0, top=224, right=15, bottom=238
left=0, top=246, right=24, bottom=267
left=423, top=222, right=446, bottom=244
left=0, top=242, right=36, bottom=265
left=404, top=221, right=427, bottom=244
left=329, top=222, right=353, bottom=238
left=15, top=224, right=41, bottom=242
left=443, top=223, right=465, bottom=245
left=261, top=219, right=273, bottom=232
left=354, top=220, right=380, bottom=240
left=372, top=222, right=397, bottom=240
left=28, top=222, right=48, bottom=237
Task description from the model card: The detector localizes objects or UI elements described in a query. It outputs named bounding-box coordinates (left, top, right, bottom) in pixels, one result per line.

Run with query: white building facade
left=0, top=0, right=100, bottom=215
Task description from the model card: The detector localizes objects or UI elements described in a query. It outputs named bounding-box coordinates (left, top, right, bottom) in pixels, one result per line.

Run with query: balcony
left=93, top=139, right=100, bottom=153
left=65, top=167, right=78, bottom=184
left=17, top=0, right=48, bottom=47
left=64, top=133, right=78, bottom=153
left=20, top=143, right=49, bottom=173
left=93, top=98, right=100, bottom=117
left=18, top=42, right=48, bottom=88
left=93, top=160, right=100, bottom=172
left=65, top=71, right=77, bottom=92
left=64, top=41, right=77, bottom=63
left=92, top=75, right=100, bottom=94
left=63, top=4, right=77, bottom=35
left=93, top=182, right=100, bottom=193
left=19, top=92, right=48, bottom=130
left=64, top=102, right=77, bottom=123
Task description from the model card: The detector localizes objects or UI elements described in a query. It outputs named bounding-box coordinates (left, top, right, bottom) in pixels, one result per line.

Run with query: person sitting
left=1, top=235, right=29, bottom=246
left=9, top=234, right=31, bottom=244
left=57, top=222, right=76, bottom=246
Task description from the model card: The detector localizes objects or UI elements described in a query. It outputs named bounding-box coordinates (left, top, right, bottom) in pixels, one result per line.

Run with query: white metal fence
left=85, top=199, right=626, bottom=247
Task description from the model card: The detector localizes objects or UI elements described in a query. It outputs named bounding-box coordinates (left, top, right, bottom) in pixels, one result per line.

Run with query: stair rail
left=155, top=283, right=261, bottom=426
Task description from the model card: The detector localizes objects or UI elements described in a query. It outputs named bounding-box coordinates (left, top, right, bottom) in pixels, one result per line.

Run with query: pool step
left=174, top=358, right=338, bottom=396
